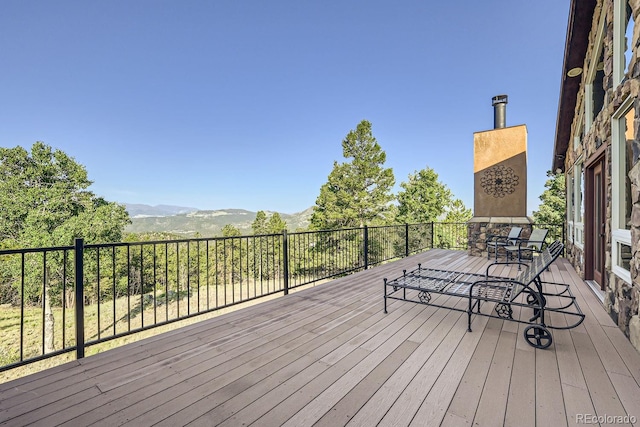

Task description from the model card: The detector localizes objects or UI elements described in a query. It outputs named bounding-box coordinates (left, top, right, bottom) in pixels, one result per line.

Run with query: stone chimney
left=467, top=96, right=532, bottom=257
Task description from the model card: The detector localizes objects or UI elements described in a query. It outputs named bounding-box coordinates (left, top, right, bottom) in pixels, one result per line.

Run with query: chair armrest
left=487, top=234, right=508, bottom=244
left=485, top=260, right=529, bottom=277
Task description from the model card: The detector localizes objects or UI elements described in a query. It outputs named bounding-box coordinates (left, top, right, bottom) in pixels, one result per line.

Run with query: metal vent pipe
left=492, top=94, right=508, bottom=129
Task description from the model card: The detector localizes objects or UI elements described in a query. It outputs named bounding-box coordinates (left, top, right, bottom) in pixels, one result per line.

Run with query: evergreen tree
left=396, top=166, right=452, bottom=224
left=251, top=211, right=287, bottom=234
left=0, top=142, right=130, bottom=351
left=251, top=211, right=269, bottom=235
left=0, top=142, right=130, bottom=247
left=444, top=199, right=473, bottom=223
left=311, top=120, right=395, bottom=229
left=533, top=171, right=566, bottom=225
left=268, top=212, right=287, bottom=233
left=221, top=224, right=241, bottom=237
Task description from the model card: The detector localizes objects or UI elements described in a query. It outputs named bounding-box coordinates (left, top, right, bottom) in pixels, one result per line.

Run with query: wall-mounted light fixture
left=567, top=67, right=583, bottom=77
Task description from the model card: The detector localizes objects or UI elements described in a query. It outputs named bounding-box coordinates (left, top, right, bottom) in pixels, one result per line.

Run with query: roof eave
left=552, top=0, right=597, bottom=172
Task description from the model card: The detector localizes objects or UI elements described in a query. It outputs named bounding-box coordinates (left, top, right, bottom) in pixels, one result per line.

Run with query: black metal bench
left=383, top=241, right=585, bottom=349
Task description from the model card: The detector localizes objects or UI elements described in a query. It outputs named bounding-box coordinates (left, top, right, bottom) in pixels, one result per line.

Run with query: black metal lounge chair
left=486, top=226, right=522, bottom=260
left=383, top=241, right=585, bottom=349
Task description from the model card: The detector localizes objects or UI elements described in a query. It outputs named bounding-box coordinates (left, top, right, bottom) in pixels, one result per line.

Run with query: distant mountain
left=124, top=203, right=199, bottom=218
left=125, top=207, right=314, bottom=237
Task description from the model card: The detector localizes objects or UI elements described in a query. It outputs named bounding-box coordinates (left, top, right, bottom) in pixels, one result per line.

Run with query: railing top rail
left=85, top=232, right=290, bottom=249
left=289, top=226, right=365, bottom=236
left=1, top=222, right=565, bottom=253
left=365, top=224, right=407, bottom=230
left=0, top=245, right=74, bottom=255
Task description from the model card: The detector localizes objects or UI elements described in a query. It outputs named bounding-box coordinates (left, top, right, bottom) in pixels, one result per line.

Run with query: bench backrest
left=510, top=240, right=564, bottom=299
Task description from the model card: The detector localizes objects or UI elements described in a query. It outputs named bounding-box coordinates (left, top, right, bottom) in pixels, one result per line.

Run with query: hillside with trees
left=1, top=130, right=473, bottom=371
left=126, top=207, right=313, bottom=236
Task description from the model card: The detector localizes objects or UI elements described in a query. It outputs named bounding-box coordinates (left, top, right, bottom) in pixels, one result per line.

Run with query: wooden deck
left=1, top=249, right=639, bottom=426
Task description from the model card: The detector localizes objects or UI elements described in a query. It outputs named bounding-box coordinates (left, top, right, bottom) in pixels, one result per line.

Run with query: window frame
left=573, top=158, right=585, bottom=250
left=614, top=0, right=635, bottom=84
left=574, top=109, right=584, bottom=150
left=611, top=96, right=634, bottom=284
left=567, top=170, right=574, bottom=242
left=585, top=11, right=607, bottom=131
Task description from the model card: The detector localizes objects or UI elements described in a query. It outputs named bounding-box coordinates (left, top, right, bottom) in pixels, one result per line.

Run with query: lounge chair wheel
left=523, top=325, right=552, bottom=349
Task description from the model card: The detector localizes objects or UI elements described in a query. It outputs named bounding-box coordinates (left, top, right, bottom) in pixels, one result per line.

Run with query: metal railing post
left=430, top=222, right=435, bottom=249
left=363, top=226, right=369, bottom=270
left=74, top=238, right=85, bottom=359
left=283, top=230, right=289, bottom=295
left=405, top=223, right=409, bottom=257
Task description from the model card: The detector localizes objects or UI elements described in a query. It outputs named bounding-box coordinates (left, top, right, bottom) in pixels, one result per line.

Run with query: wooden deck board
left=1, top=250, right=638, bottom=427
left=380, top=310, right=472, bottom=426
left=473, top=328, right=517, bottom=426
left=408, top=314, right=491, bottom=427
left=358, top=300, right=470, bottom=426
left=504, top=344, right=535, bottom=427
left=441, top=317, right=503, bottom=426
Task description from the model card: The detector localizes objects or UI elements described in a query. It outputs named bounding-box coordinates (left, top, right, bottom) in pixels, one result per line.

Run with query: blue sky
left=1, top=0, right=569, bottom=215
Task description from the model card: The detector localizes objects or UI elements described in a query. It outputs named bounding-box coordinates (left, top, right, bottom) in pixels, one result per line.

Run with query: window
left=625, top=5, right=635, bottom=73
left=573, top=160, right=585, bottom=249
left=579, top=162, right=585, bottom=224
left=611, top=98, right=634, bottom=283
left=567, top=171, right=574, bottom=242
left=614, top=0, right=636, bottom=84
left=586, top=12, right=607, bottom=129
left=574, top=110, right=584, bottom=150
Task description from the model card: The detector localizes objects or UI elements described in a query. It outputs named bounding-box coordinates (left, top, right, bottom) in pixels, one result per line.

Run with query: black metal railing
left=534, top=223, right=565, bottom=247
left=1, top=221, right=540, bottom=373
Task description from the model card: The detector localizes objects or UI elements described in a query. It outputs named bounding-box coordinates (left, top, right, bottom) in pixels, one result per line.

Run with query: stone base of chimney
left=466, top=216, right=533, bottom=258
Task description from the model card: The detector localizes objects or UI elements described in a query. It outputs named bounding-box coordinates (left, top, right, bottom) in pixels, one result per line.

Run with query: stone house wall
left=564, top=0, right=640, bottom=349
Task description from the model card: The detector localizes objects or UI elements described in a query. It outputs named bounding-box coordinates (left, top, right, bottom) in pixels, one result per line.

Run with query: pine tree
left=252, top=211, right=269, bottom=235
left=396, top=166, right=452, bottom=224
left=311, top=120, right=395, bottom=229
left=444, top=199, right=473, bottom=223
left=268, top=212, right=287, bottom=233
left=533, top=171, right=566, bottom=225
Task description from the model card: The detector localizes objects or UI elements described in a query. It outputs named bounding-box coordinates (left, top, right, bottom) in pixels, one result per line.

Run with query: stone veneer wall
left=467, top=217, right=533, bottom=258
left=564, top=0, right=640, bottom=350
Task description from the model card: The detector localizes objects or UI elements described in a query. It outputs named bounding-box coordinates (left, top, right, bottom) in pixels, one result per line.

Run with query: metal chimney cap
left=492, top=95, right=508, bottom=106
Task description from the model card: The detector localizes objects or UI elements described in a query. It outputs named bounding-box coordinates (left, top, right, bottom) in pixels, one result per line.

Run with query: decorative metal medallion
left=495, top=303, right=513, bottom=319
left=480, top=165, right=519, bottom=198
left=418, top=290, right=431, bottom=304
